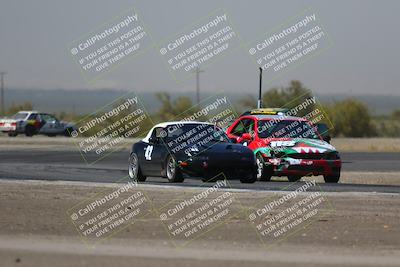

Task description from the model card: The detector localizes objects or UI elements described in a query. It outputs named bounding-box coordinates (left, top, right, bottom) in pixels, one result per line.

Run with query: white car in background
left=0, top=111, right=76, bottom=137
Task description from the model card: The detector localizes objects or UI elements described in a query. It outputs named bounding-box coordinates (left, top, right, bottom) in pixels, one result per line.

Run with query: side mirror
left=323, top=135, right=331, bottom=144
left=241, top=133, right=253, bottom=141
left=316, top=123, right=329, bottom=136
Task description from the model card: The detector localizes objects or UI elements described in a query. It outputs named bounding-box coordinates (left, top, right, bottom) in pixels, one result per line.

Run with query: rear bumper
left=0, top=126, right=17, bottom=132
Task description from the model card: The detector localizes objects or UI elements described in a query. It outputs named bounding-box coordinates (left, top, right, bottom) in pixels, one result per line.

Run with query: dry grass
left=0, top=135, right=400, bottom=152
left=331, top=138, right=400, bottom=152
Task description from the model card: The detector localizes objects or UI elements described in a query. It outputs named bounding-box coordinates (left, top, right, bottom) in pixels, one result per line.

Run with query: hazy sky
left=0, top=0, right=399, bottom=95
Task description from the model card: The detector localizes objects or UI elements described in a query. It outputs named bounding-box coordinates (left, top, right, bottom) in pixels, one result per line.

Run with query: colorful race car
left=0, top=111, right=76, bottom=137
left=226, top=110, right=341, bottom=183
left=128, top=121, right=257, bottom=183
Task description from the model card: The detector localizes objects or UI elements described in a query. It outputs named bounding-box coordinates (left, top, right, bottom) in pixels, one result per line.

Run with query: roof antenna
left=257, top=67, right=263, bottom=109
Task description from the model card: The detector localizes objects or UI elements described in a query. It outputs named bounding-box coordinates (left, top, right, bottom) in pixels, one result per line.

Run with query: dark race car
left=128, top=121, right=257, bottom=183
left=226, top=110, right=341, bottom=183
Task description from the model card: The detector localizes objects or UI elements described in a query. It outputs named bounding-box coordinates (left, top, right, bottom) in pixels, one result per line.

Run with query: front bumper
left=266, top=157, right=341, bottom=176
left=178, top=155, right=257, bottom=179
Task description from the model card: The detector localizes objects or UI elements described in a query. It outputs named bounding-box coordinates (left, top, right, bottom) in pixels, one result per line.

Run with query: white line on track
left=1, top=178, right=399, bottom=197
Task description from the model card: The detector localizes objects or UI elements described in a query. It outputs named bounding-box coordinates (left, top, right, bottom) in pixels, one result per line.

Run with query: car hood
left=179, top=142, right=254, bottom=158
left=255, top=138, right=337, bottom=156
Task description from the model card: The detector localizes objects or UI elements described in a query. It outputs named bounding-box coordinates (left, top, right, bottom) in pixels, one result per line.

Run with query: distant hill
left=3, top=88, right=399, bottom=115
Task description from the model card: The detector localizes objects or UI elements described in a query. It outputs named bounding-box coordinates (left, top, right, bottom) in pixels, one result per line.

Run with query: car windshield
left=165, top=123, right=230, bottom=149
left=258, top=119, right=319, bottom=139
left=12, top=112, right=29, bottom=120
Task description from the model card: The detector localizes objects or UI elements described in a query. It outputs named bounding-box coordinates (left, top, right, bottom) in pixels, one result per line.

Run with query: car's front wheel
left=25, top=125, right=35, bottom=137
left=128, top=153, right=146, bottom=182
left=324, top=173, right=340, bottom=183
left=166, top=155, right=184, bottom=183
left=256, top=154, right=272, bottom=181
left=8, top=132, right=17, bottom=137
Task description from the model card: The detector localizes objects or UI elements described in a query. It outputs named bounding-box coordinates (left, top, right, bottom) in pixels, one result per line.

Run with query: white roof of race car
left=17, top=110, right=39, bottom=113
left=142, top=121, right=213, bottom=143
left=153, top=121, right=212, bottom=128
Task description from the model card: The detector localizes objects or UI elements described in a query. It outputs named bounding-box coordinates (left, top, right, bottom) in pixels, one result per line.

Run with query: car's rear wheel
left=8, top=132, right=17, bottom=137
left=25, top=125, right=35, bottom=137
left=128, top=153, right=146, bottom=182
left=256, top=154, right=272, bottom=181
left=324, top=173, right=340, bottom=183
left=166, top=155, right=184, bottom=183
left=287, top=175, right=302, bottom=182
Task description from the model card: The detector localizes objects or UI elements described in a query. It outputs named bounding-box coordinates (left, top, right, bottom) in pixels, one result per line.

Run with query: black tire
left=64, top=127, right=74, bottom=137
left=128, top=153, right=146, bottom=182
left=166, top=155, right=184, bottom=183
left=324, top=173, right=340, bottom=183
left=25, top=125, right=36, bottom=137
left=256, top=154, right=272, bottom=181
left=287, top=175, right=302, bottom=182
left=46, top=134, right=57, bottom=137
left=8, top=132, right=17, bottom=137
left=240, top=172, right=257, bottom=183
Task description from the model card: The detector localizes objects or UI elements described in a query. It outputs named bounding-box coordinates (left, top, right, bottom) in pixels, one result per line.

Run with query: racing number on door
left=145, top=145, right=154, bottom=160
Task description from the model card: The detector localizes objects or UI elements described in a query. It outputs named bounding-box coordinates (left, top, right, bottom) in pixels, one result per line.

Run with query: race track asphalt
left=0, top=150, right=399, bottom=193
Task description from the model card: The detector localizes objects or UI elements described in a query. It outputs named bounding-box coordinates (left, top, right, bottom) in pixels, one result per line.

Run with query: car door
left=38, top=114, right=64, bottom=134
left=140, top=127, right=166, bottom=176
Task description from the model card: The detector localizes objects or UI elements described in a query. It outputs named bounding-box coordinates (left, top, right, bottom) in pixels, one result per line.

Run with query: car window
left=231, top=119, right=246, bottom=136
left=150, top=127, right=165, bottom=140
left=231, top=119, right=254, bottom=136
left=164, top=124, right=230, bottom=150
left=40, top=114, right=57, bottom=122
left=258, top=120, right=319, bottom=139
left=13, top=113, right=29, bottom=120
left=246, top=119, right=255, bottom=136
left=27, top=113, right=38, bottom=120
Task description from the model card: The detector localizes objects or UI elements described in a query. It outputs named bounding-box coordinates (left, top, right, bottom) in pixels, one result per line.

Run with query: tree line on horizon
left=3, top=80, right=399, bottom=137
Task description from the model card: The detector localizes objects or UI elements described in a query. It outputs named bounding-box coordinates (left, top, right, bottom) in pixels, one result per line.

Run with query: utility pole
left=194, top=66, right=204, bottom=104
left=0, top=72, right=6, bottom=115
left=257, top=67, right=262, bottom=109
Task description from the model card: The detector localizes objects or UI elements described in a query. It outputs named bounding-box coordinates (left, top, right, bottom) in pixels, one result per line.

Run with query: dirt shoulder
left=0, top=180, right=399, bottom=267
